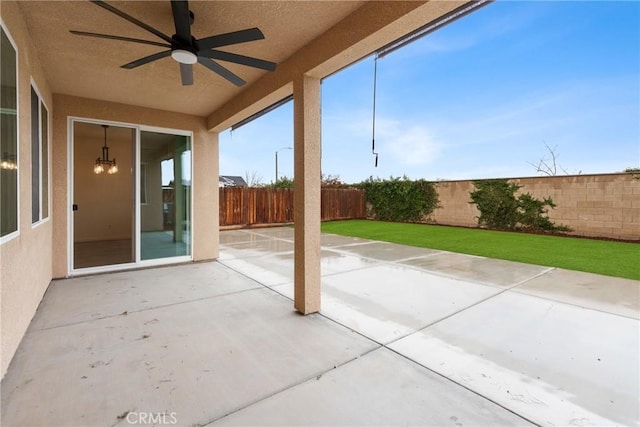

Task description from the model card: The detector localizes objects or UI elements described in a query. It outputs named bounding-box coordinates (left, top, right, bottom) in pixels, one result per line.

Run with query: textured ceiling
left=18, top=1, right=365, bottom=117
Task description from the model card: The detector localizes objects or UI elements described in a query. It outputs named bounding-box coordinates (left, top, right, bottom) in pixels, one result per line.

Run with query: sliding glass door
left=70, top=121, right=192, bottom=273
left=139, top=130, right=191, bottom=261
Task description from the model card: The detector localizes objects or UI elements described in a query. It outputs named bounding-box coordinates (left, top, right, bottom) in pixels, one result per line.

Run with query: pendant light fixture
left=94, top=125, right=118, bottom=174
left=0, top=153, right=17, bottom=170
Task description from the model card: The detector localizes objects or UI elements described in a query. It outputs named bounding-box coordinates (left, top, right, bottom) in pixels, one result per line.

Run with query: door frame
left=67, top=117, right=194, bottom=276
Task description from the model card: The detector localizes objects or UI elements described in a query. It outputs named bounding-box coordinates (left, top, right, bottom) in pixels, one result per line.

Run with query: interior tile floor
left=141, top=231, right=189, bottom=260
left=2, top=226, right=638, bottom=426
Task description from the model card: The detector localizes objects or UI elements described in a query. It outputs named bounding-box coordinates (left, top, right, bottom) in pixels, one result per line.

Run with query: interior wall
left=52, top=95, right=219, bottom=278
left=73, top=124, right=134, bottom=242
left=0, top=1, right=54, bottom=378
left=140, top=131, right=181, bottom=233
left=140, top=159, right=163, bottom=232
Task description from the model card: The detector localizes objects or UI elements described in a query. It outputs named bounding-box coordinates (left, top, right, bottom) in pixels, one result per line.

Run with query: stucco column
left=192, top=129, right=219, bottom=261
left=293, top=75, right=321, bottom=314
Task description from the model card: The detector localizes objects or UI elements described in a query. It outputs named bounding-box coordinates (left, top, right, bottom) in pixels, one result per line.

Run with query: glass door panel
left=140, top=131, right=191, bottom=260
left=73, top=122, right=136, bottom=269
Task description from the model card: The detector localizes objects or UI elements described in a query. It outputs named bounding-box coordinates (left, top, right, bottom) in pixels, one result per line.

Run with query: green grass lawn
left=321, top=220, right=639, bottom=280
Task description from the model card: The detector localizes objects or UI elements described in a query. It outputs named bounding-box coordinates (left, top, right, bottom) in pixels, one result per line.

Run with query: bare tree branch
left=528, top=142, right=570, bottom=176
left=244, top=170, right=264, bottom=187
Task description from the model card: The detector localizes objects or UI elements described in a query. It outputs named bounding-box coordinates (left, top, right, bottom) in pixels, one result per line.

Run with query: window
left=41, top=102, right=49, bottom=218
left=31, top=84, right=49, bottom=224
left=1, top=24, right=19, bottom=240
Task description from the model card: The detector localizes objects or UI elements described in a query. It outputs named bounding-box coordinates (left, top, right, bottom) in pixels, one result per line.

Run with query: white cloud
left=382, top=125, right=441, bottom=166
left=326, top=113, right=442, bottom=166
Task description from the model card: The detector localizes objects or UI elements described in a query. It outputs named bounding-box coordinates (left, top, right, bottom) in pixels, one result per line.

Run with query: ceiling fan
left=70, top=0, right=276, bottom=86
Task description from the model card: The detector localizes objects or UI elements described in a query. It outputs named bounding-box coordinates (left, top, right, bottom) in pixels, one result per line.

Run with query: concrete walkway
left=2, top=227, right=638, bottom=426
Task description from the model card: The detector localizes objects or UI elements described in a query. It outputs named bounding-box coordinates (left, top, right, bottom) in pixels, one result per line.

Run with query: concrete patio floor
left=2, top=226, right=638, bottom=426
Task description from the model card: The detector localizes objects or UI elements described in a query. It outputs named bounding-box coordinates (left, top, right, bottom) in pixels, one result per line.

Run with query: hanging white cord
left=371, top=54, right=379, bottom=167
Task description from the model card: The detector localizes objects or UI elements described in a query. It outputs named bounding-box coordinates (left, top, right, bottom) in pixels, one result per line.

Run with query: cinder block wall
left=431, top=173, right=639, bottom=240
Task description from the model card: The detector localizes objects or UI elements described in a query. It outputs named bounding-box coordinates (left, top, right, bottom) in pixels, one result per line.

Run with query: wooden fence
left=321, top=188, right=366, bottom=221
left=220, top=187, right=366, bottom=226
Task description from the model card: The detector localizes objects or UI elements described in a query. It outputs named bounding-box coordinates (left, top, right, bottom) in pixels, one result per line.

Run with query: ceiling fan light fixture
left=171, top=49, right=197, bottom=64
left=70, top=0, right=276, bottom=86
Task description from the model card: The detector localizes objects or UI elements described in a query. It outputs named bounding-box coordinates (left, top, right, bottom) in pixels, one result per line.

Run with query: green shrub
left=356, top=176, right=439, bottom=222
left=268, top=176, right=294, bottom=188
left=266, top=174, right=349, bottom=189
left=469, top=179, right=520, bottom=229
left=470, top=179, right=571, bottom=232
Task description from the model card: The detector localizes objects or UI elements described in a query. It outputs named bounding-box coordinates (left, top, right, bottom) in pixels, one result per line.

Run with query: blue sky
left=220, top=1, right=639, bottom=184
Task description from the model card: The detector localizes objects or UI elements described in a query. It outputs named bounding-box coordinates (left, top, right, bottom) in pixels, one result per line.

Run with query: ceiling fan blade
left=91, top=0, right=173, bottom=44
left=171, top=1, right=192, bottom=44
left=197, top=57, right=246, bottom=86
left=197, top=28, right=264, bottom=50
left=122, top=50, right=172, bottom=69
left=69, top=30, right=171, bottom=48
left=180, top=63, right=194, bottom=86
left=198, top=50, right=276, bottom=71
